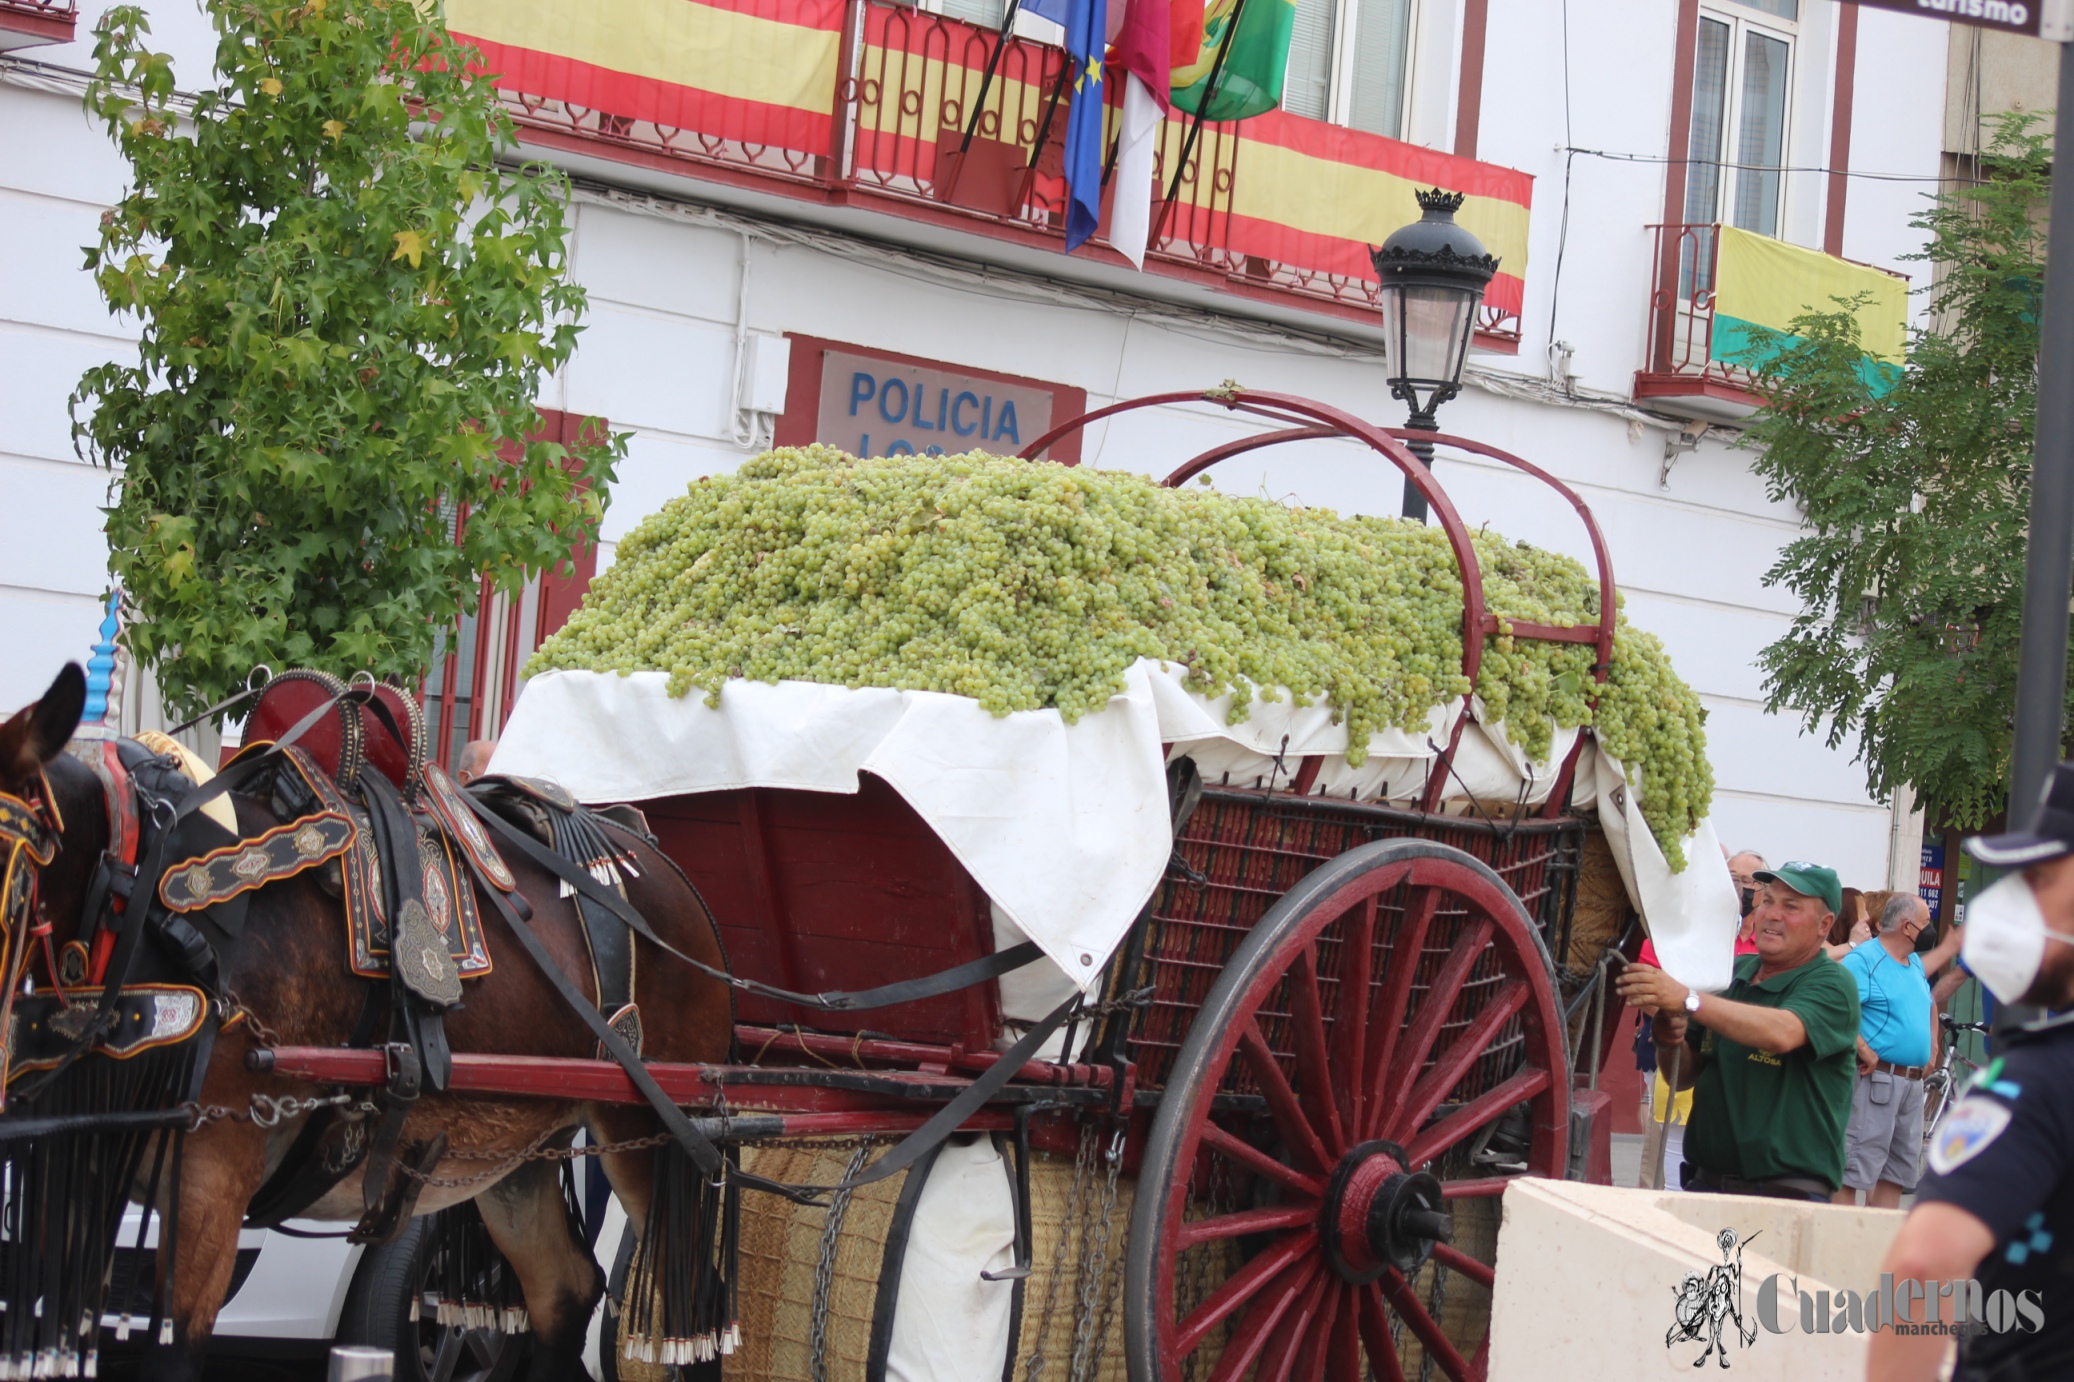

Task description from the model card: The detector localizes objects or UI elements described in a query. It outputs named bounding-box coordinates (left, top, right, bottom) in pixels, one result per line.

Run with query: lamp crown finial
left=1415, top=187, right=1466, bottom=216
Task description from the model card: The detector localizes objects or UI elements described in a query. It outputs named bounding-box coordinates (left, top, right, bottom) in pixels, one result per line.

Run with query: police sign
left=1852, top=0, right=2073, bottom=37
left=812, top=350, right=1059, bottom=460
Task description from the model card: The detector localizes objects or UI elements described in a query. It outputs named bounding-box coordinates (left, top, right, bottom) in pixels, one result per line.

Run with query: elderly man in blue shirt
left=1832, top=891, right=1936, bottom=1208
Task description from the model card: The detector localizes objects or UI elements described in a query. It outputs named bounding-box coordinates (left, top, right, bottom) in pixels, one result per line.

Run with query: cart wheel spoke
left=1177, top=1231, right=1320, bottom=1356
left=1292, top=1279, right=1344, bottom=1382
left=1431, top=1241, right=1496, bottom=1289
left=1248, top=1259, right=1333, bottom=1382
left=1360, top=883, right=1442, bottom=1141
left=1381, top=1267, right=1476, bottom=1381
left=1289, top=943, right=1347, bottom=1156
left=1405, top=1066, right=1551, bottom=1167
left=1330, top=895, right=1376, bottom=1136
left=1376, top=918, right=1494, bottom=1129
left=1177, top=1203, right=1319, bottom=1249
left=1329, top=1289, right=1363, bottom=1379
left=1202, top=1256, right=1323, bottom=1382
left=1356, top=1284, right=1409, bottom=1382
left=1241, top=1020, right=1334, bottom=1174
left=1386, top=977, right=1531, bottom=1145
left=1200, top=1122, right=1328, bottom=1197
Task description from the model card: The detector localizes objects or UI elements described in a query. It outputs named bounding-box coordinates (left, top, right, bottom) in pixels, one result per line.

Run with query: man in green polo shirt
left=1615, top=861, right=1862, bottom=1200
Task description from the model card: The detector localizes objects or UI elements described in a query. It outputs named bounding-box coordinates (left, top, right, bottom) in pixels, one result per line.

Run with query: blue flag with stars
left=1023, top=0, right=1106, bottom=251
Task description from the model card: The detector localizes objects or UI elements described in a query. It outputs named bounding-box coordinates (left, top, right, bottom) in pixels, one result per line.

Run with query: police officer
left=1869, top=760, right=2074, bottom=1381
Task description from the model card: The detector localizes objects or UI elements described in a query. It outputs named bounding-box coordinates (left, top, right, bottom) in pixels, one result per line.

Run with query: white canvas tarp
left=493, top=663, right=1736, bottom=992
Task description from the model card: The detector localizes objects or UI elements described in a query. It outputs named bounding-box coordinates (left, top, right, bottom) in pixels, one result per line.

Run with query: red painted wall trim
left=1455, top=0, right=1490, bottom=160
left=0, top=3, right=77, bottom=47
left=774, top=334, right=1087, bottom=463
left=1825, top=4, right=1860, bottom=258
left=1661, top=0, right=1702, bottom=232
left=1651, top=0, right=1704, bottom=373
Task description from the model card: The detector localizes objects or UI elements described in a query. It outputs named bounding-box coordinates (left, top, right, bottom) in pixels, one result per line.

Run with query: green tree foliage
left=1741, top=114, right=2050, bottom=827
left=73, top=0, right=621, bottom=720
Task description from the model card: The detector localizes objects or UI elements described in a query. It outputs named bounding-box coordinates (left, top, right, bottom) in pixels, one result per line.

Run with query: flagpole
left=958, top=0, right=1025, bottom=159
left=1027, top=55, right=1072, bottom=170
left=1154, top=0, right=1247, bottom=242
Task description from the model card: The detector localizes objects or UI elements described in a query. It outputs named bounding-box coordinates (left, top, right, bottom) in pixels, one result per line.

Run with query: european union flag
left=1022, top=0, right=1106, bottom=251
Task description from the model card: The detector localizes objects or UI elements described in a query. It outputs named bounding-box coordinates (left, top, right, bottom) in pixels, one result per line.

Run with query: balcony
left=0, top=0, right=76, bottom=50
left=447, top=0, right=1530, bottom=349
left=1635, top=222, right=1907, bottom=422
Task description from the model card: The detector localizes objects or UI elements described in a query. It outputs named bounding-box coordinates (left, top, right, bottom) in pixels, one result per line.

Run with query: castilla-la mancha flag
left=1105, top=0, right=1171, bottom=268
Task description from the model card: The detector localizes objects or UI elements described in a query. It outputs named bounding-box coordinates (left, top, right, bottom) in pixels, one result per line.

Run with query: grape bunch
left=530, top=447, right=1714, bottom=866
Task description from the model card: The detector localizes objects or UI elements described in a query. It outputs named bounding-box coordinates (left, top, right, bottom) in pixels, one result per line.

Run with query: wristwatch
left=1683, top=989, right=1702, bottom=1015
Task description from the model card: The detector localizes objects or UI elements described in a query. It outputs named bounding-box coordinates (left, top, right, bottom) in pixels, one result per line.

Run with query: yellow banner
left=1713, top=225, right=1908, bottom=364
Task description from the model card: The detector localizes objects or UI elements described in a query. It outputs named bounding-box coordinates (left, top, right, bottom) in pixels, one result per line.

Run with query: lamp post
left=1371, top=189, right=1500, bottom=522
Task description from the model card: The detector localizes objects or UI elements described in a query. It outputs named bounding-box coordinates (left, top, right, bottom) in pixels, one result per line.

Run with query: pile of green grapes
left=531, top=446, right=1712, bottom=866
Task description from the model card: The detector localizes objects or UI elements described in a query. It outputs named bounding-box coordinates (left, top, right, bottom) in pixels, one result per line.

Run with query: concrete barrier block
left=1487, top=1179, right=1905, bottom=1381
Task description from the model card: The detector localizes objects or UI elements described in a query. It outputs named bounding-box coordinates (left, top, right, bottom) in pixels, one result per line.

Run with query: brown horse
left=0, top=664, right=735, bottom=1381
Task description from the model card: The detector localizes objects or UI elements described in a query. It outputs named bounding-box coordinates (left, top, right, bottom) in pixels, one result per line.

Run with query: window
left=1284, top=0, right=1415, bottom=140
left=1685, top=2, right=1796, bottom=238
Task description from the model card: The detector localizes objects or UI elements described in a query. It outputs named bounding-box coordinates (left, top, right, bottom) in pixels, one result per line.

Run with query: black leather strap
left=556, top=810, right=635, bottom=1028
left=866, top=1137, right=949, bottom=1382
left=467, top=799, right=1049, bottom=1013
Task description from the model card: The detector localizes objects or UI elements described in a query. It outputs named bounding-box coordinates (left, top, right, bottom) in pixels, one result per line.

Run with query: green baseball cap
left=1753, top=861, right=1843, bottom=916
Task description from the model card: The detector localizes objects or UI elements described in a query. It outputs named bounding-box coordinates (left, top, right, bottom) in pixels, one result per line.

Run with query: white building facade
left=2, top=0, right=1966, bottom=887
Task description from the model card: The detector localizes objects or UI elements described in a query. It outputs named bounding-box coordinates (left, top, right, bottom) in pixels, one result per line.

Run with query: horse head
left=0, top=663, right=105, bottom=966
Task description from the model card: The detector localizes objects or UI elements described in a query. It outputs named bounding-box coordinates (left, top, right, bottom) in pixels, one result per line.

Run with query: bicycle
left=1923, top=1012, right=1991, bottom=1135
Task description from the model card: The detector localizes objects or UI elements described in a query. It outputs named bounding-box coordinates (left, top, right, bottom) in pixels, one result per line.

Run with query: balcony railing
left=463, top=0, right=1526, bottom=348
left=0, top=0, right=77, bottom=49
left=1639, top=223, right=1750, bottom=398
left=1636, top=222, right=1908, bottom=418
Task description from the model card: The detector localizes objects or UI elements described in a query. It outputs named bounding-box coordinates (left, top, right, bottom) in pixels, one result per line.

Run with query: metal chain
left=1415, top=1255, right=1451, bottom=1382
left=400, top=1128, right=679, bottom=1190
left=1069, top=1126, right=1127, bottom=1382
left=217, top=991, right=285, bottom=1048
left=809, top=1142, right=873, bottom=1382
left=1023, top=1121, right=1097, bottom=1382
left=185, top=1091, right=371, bottom=1131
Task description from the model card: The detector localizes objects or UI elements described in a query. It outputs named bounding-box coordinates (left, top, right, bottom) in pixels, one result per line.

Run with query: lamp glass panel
left=1400, top=283, right=1473, bottom=387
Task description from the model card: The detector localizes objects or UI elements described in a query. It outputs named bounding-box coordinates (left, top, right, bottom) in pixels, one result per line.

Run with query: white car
left=105, top=1163, right=631, bottom=1382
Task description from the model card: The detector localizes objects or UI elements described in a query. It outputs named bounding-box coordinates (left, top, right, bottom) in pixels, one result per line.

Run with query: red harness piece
left=72, top=738, right=140, bottom=986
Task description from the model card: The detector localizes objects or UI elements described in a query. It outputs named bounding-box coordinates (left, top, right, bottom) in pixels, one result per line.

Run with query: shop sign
left=1852, top=0, right=2072, bottom=38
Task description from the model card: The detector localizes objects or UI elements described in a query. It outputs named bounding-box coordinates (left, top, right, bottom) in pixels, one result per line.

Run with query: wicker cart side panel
left=1565, top=827, right=1635, bottom=975
left=1129, top=791, right=1585, bottom=1095
left=615, top=1143, right=907, bottom=1382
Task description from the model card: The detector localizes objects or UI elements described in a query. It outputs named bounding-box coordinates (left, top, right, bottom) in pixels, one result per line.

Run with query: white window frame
left=1288, top=0, right=1421, bottom=140
left=1689, top=1, right=1799, bottom=238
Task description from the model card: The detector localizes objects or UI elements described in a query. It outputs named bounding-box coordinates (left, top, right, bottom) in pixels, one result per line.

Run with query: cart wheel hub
left=1321, top=1139, right=1453, bottom=1283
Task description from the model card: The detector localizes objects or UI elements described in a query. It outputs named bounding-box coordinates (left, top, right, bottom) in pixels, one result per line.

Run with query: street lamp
left=1371, top=188, right=1499, bottom=522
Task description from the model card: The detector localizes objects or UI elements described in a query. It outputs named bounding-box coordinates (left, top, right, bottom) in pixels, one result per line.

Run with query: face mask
left=1739, top=887, right=1755, bottom=918
left=1962, top=872, right=2074, bottom=1003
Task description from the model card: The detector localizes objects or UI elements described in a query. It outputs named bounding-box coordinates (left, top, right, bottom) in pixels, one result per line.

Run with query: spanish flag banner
left=446, top=0, right=844, bottom=156
left=1158, top=109, right=1533, bottom=317
left=1710, top=226, right=1907, bottom=392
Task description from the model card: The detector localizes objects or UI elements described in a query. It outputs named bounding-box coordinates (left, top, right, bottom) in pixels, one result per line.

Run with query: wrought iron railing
left=487, top=0, right=1524, bottom=346
left=1641, top=223, right=1749, bottom=392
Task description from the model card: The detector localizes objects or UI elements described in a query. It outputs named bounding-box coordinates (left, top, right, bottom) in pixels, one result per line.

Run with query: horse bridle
left=0, top=773, right=63, bottom=1105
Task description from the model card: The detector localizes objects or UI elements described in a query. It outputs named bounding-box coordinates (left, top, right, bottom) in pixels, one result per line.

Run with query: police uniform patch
left=1929, top=1097, right=2014, bottom=1175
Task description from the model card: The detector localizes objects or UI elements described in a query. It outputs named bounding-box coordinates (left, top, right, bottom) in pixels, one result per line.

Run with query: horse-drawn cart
left=0, top=388, right=1728, bottom=1382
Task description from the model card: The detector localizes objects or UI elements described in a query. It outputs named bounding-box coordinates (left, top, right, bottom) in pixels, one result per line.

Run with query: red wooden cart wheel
left=1124, top=839, right=1569, bottom=1382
